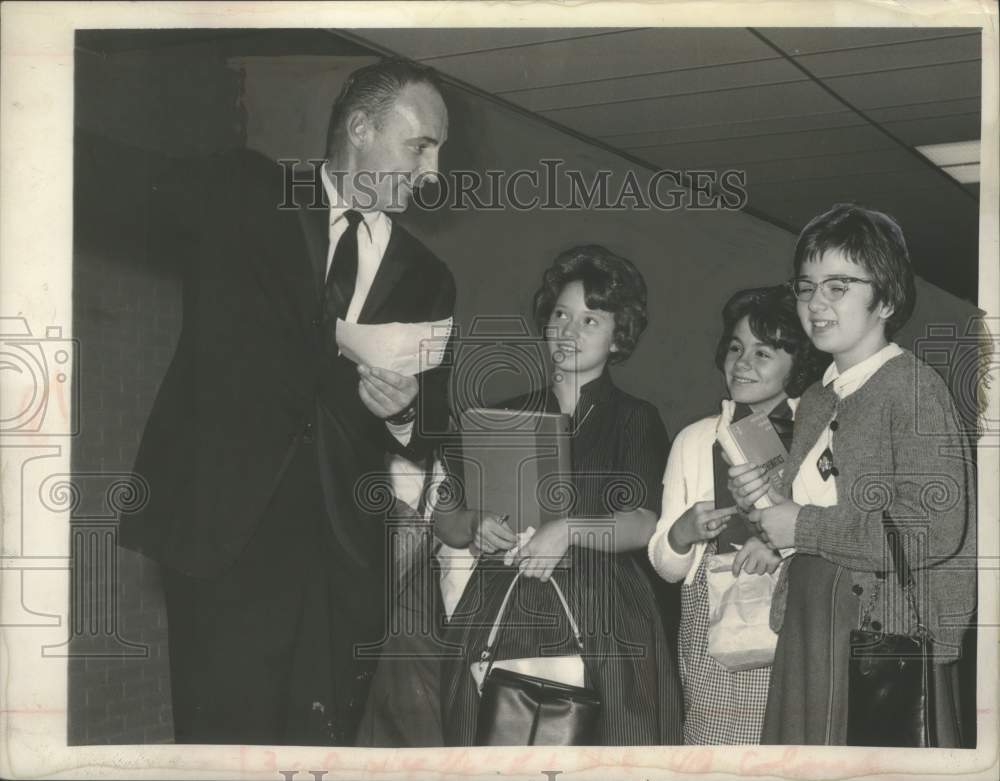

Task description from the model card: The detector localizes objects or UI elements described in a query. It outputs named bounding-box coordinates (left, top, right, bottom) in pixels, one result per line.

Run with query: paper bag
left=706, top=551, right=779, bottom=671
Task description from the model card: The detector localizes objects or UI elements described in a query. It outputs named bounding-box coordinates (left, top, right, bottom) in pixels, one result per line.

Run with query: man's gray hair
left=325, top=57, right=443, bottom=154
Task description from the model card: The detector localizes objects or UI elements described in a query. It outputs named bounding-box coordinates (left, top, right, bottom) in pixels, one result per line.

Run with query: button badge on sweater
left=817, top=447, right=837, bottom=481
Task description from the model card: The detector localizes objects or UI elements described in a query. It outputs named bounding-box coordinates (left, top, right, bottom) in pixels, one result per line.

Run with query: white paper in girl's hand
left=504, top=526, right=536, bottom=566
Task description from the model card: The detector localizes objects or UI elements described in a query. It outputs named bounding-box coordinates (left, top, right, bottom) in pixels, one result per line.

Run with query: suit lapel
left=359, top=221, right=409, bottom=323
left=298, top=202, right=328, bottom=293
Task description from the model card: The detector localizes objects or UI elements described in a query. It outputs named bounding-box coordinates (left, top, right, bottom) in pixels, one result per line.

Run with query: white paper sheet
left=335, top=317, right=452, bottom=376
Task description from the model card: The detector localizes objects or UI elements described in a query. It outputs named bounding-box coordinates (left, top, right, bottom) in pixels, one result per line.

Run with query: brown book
left=455, top=408, right=572, bottom=535
left=716, top=407, right=790, bottom=510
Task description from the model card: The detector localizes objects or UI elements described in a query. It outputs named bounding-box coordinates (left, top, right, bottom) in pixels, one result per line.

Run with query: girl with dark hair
left=729, top=204, right=976, bottom=745
left=437, top=245, right=684, bottom=745
left=648, top=285, right=827, bottom=744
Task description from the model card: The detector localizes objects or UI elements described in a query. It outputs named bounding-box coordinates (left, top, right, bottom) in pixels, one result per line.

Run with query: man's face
left=354, top=82, right=448, bottom=212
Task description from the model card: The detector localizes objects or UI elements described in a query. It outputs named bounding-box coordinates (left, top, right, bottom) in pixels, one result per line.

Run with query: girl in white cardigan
left=648, top=286, right=826, bottom=744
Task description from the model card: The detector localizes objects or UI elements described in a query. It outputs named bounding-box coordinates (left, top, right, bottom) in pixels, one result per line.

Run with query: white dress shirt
left=321, top=164, right=392, bottom=324
left=321, top=163, right=412, bottom=446
left=792, top=342, right=903, bottom=508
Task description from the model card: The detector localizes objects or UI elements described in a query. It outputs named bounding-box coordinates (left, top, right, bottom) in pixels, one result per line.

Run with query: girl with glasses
left=648, top=285, right=826, bottom=744
left=729, top=203, right=976, bottom=745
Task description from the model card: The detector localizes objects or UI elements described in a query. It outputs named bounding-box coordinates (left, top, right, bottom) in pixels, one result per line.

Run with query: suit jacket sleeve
left=386, top=267, right=456, bottom=463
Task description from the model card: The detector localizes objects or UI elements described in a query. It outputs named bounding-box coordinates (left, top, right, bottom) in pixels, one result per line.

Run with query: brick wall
left=69, top=134, right=184, bottom=744
left=70, top=38, right=241, bottom=744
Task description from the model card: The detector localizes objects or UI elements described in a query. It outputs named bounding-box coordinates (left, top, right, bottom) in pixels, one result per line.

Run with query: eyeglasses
left=788, top=276, right=874, bottom=302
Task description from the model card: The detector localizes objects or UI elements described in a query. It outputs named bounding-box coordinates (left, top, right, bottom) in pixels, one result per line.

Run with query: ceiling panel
left=503, top=57, right=800, bottom=112
left=736, top=148, right=928, bottom=185
left=881, top=113, right=982, bottom=146
left=866, top=95, right=981, bottom=123
left=542, top=80, right=845, bottom=138
left=593, top=88, right=980, bottom=151
left=826, top=61, right=981, bottom=109
left=349, top=28, right=629, bottom=61
left=602, top=109, right=865, bottom=146
left=747, top=169, right=967, bottom=206
left=387, top=28, right=775, bottom=94
left=794, top=32, right=980, bottom=77
left=627, top=124, right=894, bottom=167
left=755, top=190, right=976, bottom=229
left=758, top=27, right=977, bottom=55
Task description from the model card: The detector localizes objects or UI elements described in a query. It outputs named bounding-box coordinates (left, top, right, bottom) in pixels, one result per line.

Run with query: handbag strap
left=860, top=512, right=928, bottom=637
left=479, top=570, right=585, bottom=673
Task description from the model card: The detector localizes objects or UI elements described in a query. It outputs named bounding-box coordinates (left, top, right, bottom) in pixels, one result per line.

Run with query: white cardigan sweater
left=647, top=415, right=720, bottom=586
left=648, top=400, right=797, bottom=586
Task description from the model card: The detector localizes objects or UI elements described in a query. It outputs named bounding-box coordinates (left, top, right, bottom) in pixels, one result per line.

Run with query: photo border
left=1, top=1, right=997, bottom=779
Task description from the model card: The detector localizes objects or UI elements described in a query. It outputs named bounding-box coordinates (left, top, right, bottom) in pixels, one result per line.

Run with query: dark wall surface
left=70, top=41, right=242, bottom=744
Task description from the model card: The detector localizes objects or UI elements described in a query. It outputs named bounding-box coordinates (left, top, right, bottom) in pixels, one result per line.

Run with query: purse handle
left=478, top=570, right=585, bottom=683
left=860, top=512, right=929, bottom=637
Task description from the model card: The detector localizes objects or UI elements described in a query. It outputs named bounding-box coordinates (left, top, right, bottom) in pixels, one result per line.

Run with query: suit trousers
left=162, top=434, right=377, bottom=745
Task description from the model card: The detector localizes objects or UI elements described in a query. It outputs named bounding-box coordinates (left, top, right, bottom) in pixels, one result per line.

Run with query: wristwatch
left=387, top=403, right=417, bottom=425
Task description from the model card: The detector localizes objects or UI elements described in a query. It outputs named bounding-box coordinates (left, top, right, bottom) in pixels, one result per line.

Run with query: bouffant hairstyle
left=532, top=245, right=648, bottom=365
left=714, top=285, right=829, bottom=398
left=793, top=203, right=916, bottom=337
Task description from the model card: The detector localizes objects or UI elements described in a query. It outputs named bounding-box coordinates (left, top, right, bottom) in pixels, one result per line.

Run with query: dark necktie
left=323, top=210, right=363, bottom=352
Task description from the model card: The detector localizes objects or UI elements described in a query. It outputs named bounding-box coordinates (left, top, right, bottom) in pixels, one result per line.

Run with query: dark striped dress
left=440, top=371, right=684, bottom=745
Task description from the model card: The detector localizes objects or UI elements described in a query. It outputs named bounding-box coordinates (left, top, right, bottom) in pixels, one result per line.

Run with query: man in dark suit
left=118, top=58, right=455, bottom=746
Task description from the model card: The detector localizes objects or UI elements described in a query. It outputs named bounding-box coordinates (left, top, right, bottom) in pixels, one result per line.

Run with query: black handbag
left=474, top=571, right=601, bottom=745
left=847, top=514, right=936, bottom=747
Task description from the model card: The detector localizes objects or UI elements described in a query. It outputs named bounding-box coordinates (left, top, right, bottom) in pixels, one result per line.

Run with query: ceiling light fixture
left=915, top=140, right=980, bottom=184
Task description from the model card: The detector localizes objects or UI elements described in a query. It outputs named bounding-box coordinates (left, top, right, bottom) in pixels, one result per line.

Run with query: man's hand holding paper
left=336, top=317, right=452, bottom=376
left=358, top=365, right=419, bottom=419
left=337, top=317, right=452, bottom=419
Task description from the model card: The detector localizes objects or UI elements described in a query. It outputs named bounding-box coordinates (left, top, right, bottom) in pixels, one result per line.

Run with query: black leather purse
left=847, top=514, right=936, bottom=747
left=474, top=572, right=601, bottom=746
